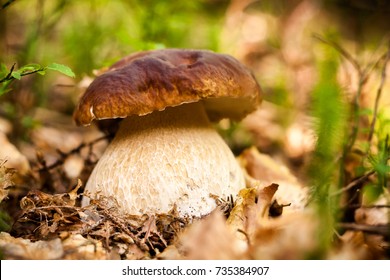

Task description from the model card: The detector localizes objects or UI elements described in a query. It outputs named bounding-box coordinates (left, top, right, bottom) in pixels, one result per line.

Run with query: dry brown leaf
left=227, top=180, right=318, bottom=259
left=0, top=232, right=63, bottom=259
left=12, top=186, right=188, bottom=259
left=113, top=234, right=146, bottom=260
left=172, top=211, right=246, bottom=259
left=329, top=231, right=373, bottom=259
left=0, top=162, right=14, bottom=202
left=249, top=210, right=318, bottom=259
left=355, top=194, right=390, bottom=225
left=238, top=146, right=308, bottom=212
left=284, top=116, right=316, bottom=159
left=227, top=183, right=278, bottom=239
left=354, top=192, right=390, bottom=258
left=61, top=234, right=111, bottom=260
left=0, top=117, right=12, bottom=135
left=137, top=215, right=168, bottom=250
left=31, top=126, right=83, bottom=154
left=157, top=244, right=182, bottom=260
left=63, top=154, right=85, bottom=179
left=123, top=244, right=149, bottom=260
left=0, top=132, right=31, bottom=175
left=90, top=220, right=112, bottom=249
left=242, top=102, right=286, bottom=151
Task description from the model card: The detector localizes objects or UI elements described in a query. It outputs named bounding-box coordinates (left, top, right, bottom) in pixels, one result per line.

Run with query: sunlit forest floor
left=0, top=0, right=389, bottom=259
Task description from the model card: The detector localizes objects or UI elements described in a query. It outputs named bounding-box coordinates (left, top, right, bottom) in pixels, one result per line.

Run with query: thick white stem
left=82, top=102, right=245, bottom=217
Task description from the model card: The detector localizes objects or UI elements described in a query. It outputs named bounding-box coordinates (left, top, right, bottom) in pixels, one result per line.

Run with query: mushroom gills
left=82, top=102, right=245, bottom=217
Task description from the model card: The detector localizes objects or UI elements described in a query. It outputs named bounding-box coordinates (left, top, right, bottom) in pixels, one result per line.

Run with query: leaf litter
left=0, top=134, right=389, bottom=259
left=6, top=178, right=189, bottom=259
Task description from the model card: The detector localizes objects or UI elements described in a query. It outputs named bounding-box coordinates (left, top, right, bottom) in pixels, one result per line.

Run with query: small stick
left=367, top=41, right=390, bottom=146
left=338, top=222, right=389, bottom=236
left=331, top=170, right=376, bottom=196
left=38, top=134, right=110, bottom=171
left=341, top=204, right=390, bottom=210
left=312, top=34, right=361, bottom=74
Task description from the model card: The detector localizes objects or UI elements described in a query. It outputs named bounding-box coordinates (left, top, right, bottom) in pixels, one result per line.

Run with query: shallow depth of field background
left=0, top=0, right=389, bottom=259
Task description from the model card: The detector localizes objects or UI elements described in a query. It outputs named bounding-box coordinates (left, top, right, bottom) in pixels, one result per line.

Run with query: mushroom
left=74, top=49, right=262, bottom=217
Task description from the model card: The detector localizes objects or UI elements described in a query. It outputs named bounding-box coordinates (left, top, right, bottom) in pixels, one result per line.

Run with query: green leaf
left=19, top=63, right=43, bottom=73
left=37, top=69, right=47, bottom=76
left=46, top=63, right=75, bottom=78
left=11, top=71, right=21, bottom=80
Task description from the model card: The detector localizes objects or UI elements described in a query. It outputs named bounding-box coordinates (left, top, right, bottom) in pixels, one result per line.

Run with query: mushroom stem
left=82, top=102, right=245, bottom=217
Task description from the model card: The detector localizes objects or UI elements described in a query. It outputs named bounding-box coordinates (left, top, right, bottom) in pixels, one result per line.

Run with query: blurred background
left=0, top=0, right=389, bottom=259
left=1, top=0, right=389, bottom=172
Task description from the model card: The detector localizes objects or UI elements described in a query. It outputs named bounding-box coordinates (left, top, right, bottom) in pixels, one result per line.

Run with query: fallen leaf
left=227, top=183, right=279, bottom=239
left=0, top=162, right=13, bottom=202
left=0, top=117, right=12, bottom=135
left=0, top=132, right=31, bottom=175
left=61, top=234, right=110, bottom=260
left=0, top=232, right=63, bottom=259
left=354, top=192, right=390, bottom=258
left=238, top=146, right=308, bottom=212
left=227, top=180, right=318, bottom=259
left=172, top=210, right=246, bottom=259
left=249, top=210, right=318, bottom=259
left=329, top=231, right=373, bottom=259
left=63, top=155, right=85, bottom=179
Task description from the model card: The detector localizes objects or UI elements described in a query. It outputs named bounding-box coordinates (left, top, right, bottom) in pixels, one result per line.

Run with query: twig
left=0, top=63, right=50, bottom=84
left=0, top=63, right=16, bottom=83
left=367, top=41, right=390, bottom=146
left=237, top=229, right=250, bottom=246
left=38, top=134, right=110, bottom=171
left=312, top=34, right=361, bottom=74
left=338, top=222, right=389, bottom=236
left=313, top=34, right=389, bottom=157
left=313, top=34, right=364, bottom=157
left=1, top=0, right=16, bottom=9
left=342, top=204, right=390, bottom=210
left=331, top=169, right=376, bottom=196
left=26, top=205, right=81, bottom=211
left=345, top=75, right=366, bottom=154
left=99, top=206, right=149, bottom=251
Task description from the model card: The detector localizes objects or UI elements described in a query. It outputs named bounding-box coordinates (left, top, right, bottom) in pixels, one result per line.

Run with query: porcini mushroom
left=74, top=49, right=261, bottom=217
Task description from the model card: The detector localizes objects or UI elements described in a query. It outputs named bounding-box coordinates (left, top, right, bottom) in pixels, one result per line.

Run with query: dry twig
left=331, top=170, right=376, bottom=196
left=338, top=222, right=389, bottom=236
left=367, top=41, right=390, bottom=146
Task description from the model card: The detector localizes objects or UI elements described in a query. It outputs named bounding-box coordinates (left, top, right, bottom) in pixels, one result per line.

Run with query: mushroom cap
left=73, top=49, right=262, bottom=126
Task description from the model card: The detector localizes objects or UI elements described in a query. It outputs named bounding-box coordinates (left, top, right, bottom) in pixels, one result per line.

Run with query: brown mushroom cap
left=73, top=49, right=261, bottom=126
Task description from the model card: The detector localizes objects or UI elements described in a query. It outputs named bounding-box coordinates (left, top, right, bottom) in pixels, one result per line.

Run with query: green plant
left=307, top=42, right=348, bottom=257
left=307, top=34, right=390, bottom=257
left=0, top=62, right=75, bottom=96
